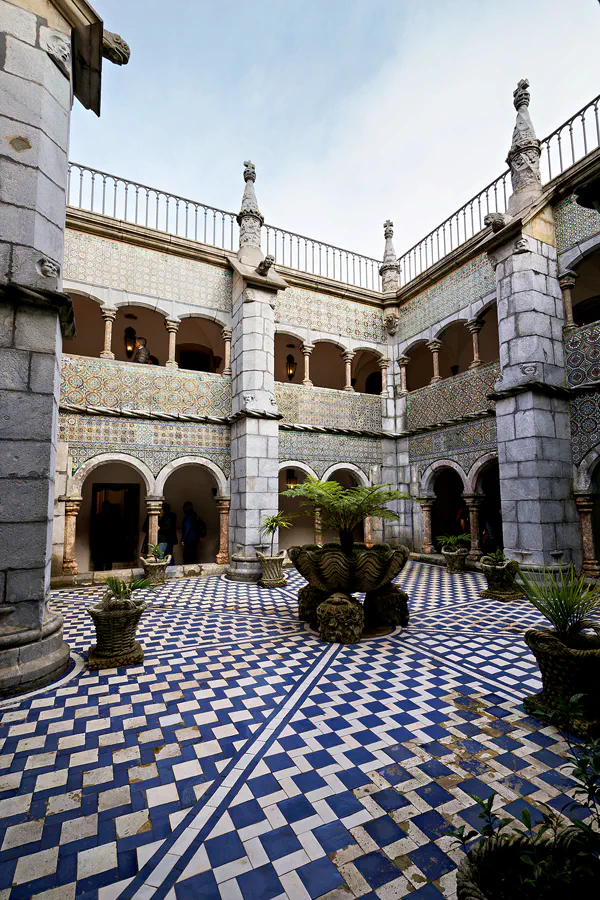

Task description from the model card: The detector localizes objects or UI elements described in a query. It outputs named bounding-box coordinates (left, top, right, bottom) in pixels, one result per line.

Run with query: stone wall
left=276, top=383, right=381, bottom=430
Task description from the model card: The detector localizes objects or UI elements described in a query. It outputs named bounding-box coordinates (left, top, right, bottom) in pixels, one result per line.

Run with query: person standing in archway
left=181, top=501, right=206, bottom=564
left=158, top=502, right=178, bottom=565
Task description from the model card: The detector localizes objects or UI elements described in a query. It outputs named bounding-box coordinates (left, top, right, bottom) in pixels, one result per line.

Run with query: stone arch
left=69, top=453, right=155, bottom=497
left=278, top=460, right=319, bottom=479
left=322, top=463, right=370, bottom=485
left=467, top=452, right=499, bottom=494
left=401, top=337, right=429, bottom=356
left=274, top=326, right=309, bottom=346
left=420, top=458, right=468, bottom=495
left=433, top=318, right=470, bottom=342
left=155, top=456, right=229, bottom=498
left=560, top=231, right=600, bottom=272
left=312, top=336, right=348, bottom=352
left=574, top=444, right=600, bottom=492
left=178, top=310, right=230, bottom=329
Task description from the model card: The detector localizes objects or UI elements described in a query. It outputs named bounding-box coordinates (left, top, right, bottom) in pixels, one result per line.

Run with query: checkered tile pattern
left=0, top=561, right=575, bottom=900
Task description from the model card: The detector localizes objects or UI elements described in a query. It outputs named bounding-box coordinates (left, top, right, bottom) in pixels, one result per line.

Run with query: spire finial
left=506, top=78, right=542, bottom=215
left=237, top=160, right=264, bottom=260
left=379, top=219, right=400, bottom=292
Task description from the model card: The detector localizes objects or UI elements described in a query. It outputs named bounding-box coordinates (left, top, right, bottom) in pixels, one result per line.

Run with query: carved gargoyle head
left=256, top=255, right=275, bottom=276
left=102, top=31, right=131, bottom=66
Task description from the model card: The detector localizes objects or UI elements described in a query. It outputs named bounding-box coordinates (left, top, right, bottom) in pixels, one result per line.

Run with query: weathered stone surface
left=298, top=585, right=327, bottom=626
left=363, top=584, right=410, bottom=629
left=88, top=641, right=144, bottom=671
left=317, top=594, right=363, bottom=644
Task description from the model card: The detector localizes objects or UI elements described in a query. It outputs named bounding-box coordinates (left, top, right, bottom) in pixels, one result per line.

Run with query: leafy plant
left=437, top=532, right=471, bottom=550
left=280, top=478, right=407, bottom=554
left=94, top=576, right=150, bottom=610
left=148, top=543, right=166, bottom=560
left=485, top=549, right=508, bottom=566
left=260, top=512, right=295, bottom=556
left=517, top=565, right=600, bottom=643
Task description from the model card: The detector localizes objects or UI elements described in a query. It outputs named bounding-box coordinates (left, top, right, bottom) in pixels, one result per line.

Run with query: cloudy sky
left=70, top=0, right=600, bottom=261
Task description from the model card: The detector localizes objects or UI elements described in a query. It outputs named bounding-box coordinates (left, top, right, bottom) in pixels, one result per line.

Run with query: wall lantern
left=286, top=468, right=297, bottom=490
left=286, top=354, right=297, bottom=381
left=124, top=326, right=137, bottom=359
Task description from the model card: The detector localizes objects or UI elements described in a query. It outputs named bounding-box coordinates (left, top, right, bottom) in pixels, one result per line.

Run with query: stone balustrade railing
left=276, top=382, right=382, bottom=431
left=60, top=354, right=232, bottom=419
left=565, top=322, right=600, bottom=389
left=406, top=361, right=499, bottom=432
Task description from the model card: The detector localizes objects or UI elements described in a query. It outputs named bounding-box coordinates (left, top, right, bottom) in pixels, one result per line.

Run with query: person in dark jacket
left=157, top=502, right=178, bottom=564
left=181, top=501, right=206, bottom=564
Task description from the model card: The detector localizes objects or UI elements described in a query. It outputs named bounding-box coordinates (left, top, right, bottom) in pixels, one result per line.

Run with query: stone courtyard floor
left=0, top=562, right=579, bottom=900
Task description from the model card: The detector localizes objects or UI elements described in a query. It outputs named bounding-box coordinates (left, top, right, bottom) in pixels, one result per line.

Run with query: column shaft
left=420, top=500, right=434, bottom=554
left=302, top=343, right=313, bottom=387
left=165, top=320, right=179, bottom=369
left=397, top=356, right=409, bottom=395
left=427, top=340, right=442, bottom=383
left=61, top=497, right=82, bottom=575
left=146, top=499, right=163, bottom=549
left=215, top=498, right=230, bottom=564
left=467, top=319, right=483, bottom=369
left=342, top=351, right=354, bottom=391
left=465, top=496, right=483, bottom=560
left=100, top=309, right=117, bottom=360
left=575, top=495, right=600, bottom=577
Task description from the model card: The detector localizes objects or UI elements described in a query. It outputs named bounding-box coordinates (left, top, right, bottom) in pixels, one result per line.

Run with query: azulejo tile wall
left=565, top=323, right=600, bottom=388
left=409, top=417, right=497, bottom=482
left=64, top=229, right=233, bottom=311
left=59, top=413, right=231, bottom=476
left=279, top=431, right=382, bottom=478
left=61, top=355, right=232, bottom=418
left=398, top=254, right=495, bottom=341
left=554, top=194, right=600, bottom=254
left=406, top=362, right=499, bottom=431
left=569, top=392, right=600, bottom=465
left=275, top=286, right=386, bottom=343
left=276, top=383, right=381, bottom=430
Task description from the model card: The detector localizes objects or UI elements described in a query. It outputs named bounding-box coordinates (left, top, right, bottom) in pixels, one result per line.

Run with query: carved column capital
left=63, top=496, right=82, bottom=516
left=377, top=356, right=390, bottom=369
left=301, top=343, right=314, bottom=355
left=221, top=326, right=232, bottom=340
left=341, top=350, right=355, bottom=362
left=101, top=307, right=117, bottom=322
left=467, top=318, right=483, bottom=335
left=426, top=339, right=442, bottom=353
left=397, top=355, right=410, bottom=367
left=558, top=269, right=579, bottom=292
left=165, top=319, right=180, bottom=334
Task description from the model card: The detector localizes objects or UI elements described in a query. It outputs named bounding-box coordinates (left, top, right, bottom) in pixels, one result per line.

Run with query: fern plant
left=94, top=576, right=151, bottom=611
left=281, top=477, right=407, bottom=554
left=437, top=532, right=471, bottom=550
left=517, top=565, right=600, bottom=643
left=260, top=513, right=295, bottom=556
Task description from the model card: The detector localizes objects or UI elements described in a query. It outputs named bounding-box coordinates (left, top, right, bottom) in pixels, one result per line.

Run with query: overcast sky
left=70, top=0, right=600, bottom=261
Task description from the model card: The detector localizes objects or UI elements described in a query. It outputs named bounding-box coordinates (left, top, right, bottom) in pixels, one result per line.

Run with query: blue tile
left=260, top=826, right=303, bottom=861
left=312, top=820, right=355, bottom=854
left=363, top=815, right=405, bottom=846
left=205, top=831, right=245, bottom=867
left=493, top=752, right=530, bottom=772
left=336, top=768, right=372, bottom=790
left=229, top=799, right=266, bottom=829
left=458, top=778, right=495, bottom=801
left=326, top=791, right=364, bottom=819
left=248, top=774, right=280, bottom=798
left=415, top=782, right=454, bottom=808
left=409, top=843, right=454, bottom=880
left=297, top=856, right=344, bottom=898
left=372, top=788, right=411, bottom=812
left=411, top=884, right=446, bottom=898
left=175, top=870, right=220, bottom=899
left=354, top=851, right=401, bottom=889
left=277, top=795, right=316, bottom=824
left=378, top=763, right=412, bottom=785
left=418, top=760, right=452, bottom=778
left=237, top=863, right=284, bottom=900
left=293, top=771, right=327, bottom=793
left=411, top=810, right=452, bottom=840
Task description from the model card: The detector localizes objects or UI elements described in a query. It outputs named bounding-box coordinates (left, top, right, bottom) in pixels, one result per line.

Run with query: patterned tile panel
left=276, top=384, right=381, bottom=430
left=64, top=229, right=233, bottom=311
left=554, top=194, right=600, bottom=254
left=59, top=413, right=231, bottom=476
left=406, top=363, right=499, bottom=432
left=279, top=431, right=382, bottom=478
left=409, top=418, right=497, bottom=481
left=61, top=355, right=232, bottom=418
left=397, top=254, right=495, bottom=341
left=569, top=391, right=600, bottom=465
left=565, top=322, right=600, bottom=388
left=275, top=287, right=386, bottom=343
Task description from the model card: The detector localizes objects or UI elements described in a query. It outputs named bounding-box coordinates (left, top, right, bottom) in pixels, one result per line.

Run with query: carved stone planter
left=298, top=585, right=328, bottom=627
left=524, top=628, right=600, bottom=735
left=140, top=555, right=172, bottom=586
left=87, top=604, right=147, bottom=669
left=288, top=543, right=409, bottom=595
left=364, top=583, right=410, bottom=630
left=317, top=594, right=363, bottom=644
left=480, top=558, right=522, bottom=601
left=442, top=547, right=469, bottom=573
left=256, top=551, right=287, bottom=588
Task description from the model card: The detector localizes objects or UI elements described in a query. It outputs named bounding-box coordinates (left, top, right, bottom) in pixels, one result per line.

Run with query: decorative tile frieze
left=570, top=392, right=600, bottom=465
left=555, top=194, right=600, bottom=254
left=565, top=322, right=600, bottom=388
left=275, top=286, right=386, bottom=343
left=409, top=417, right=497, bottom=481
left=406, top=362, right=499, bottom=431
left=276, top=383, right=381, bottom=430
left=279, top=430, right=382, bottom=478
left=398, top=254, right=495, bottom=341
left=61, top=354, right=232, bottom=418
left=64, top=229, right=232, bottom=310
left=59, top=412, right=231, bottom=476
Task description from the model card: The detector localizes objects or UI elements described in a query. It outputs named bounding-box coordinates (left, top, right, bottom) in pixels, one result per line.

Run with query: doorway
left=90, top=484, right=140, bottom=570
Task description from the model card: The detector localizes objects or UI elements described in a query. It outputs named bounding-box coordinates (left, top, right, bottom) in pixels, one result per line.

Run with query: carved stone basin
left=288, top=542, right=410, bottom=595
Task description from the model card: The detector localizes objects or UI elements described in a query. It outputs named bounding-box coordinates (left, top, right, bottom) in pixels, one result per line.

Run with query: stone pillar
left=420, top=499, right=434, bottom=554
left=379, top=220, right=400, bottom=292
left=145, top=497, right=163, bottom=549
left=342, top=350, right=355, bottom=391
left=100, top=308, right=117, bottom=359
left=397, top=356, right=410, bottom=395
left=575, top=494, right=600, bottom=577
left=364, top=516, right=373, bottom=547
left=222, top=327, right=232, bottom=375
left=215, top=498, right=230, bottom=565
left=467, top=319, right=483, bottom=369
left=378, top=357, right=390, bottom=397
left=464, top=494, right=483, bottom=560
left=61, top=496, right=81, bottom=575
left=301, top=343, right=314, bottom=387
left=165, top=319, right=179, bottom=369
left=558, top=270, right=578, bottom=328
left=427, top=340, right=442, bottom=383
left=314, top=507, right=323, bottom=546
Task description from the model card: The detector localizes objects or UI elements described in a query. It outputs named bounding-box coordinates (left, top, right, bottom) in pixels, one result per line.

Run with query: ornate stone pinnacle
left=243, top=161, right=256, bottom=183
left=506, top=78, right=542, bottom=214
left=513, top=78, right=530, bottom=110
left=237, top=160, right=264, bottom=252
left=383, top=220, right=394, bottom=239
left=379, top=219, right=400, bottom=292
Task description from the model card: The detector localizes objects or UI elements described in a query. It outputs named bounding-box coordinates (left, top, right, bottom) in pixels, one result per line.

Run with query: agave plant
left=437, top=532, right=471, bottom=550
left=518, top=566, right=600, bottom=643
left=281, top=478, right=406, bottom=554
left=93, top=576, right=150, bottom=611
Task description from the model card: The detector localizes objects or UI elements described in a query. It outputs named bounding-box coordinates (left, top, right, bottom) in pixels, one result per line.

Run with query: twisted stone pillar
left=215, top=498, right=230, bottom=564
left=61, top=497, right=82, bottom=575
left=467, top=319, right=483, bottom=369
left=342, top=350, right=355, bottom=391
left=575, top=494, right=600, bottom=577
left=100, top=308, right=117, bottom=359
left=165, top=319, right=179, bottom=369
left=302, top=343, right=314, bottom=386
left=427, top=340, right=442, bottom=384
left=464, top=494, right=483, bottom=560
left=222, top=327, right=232, bottom=375
left=420, top=499, right=434, bottom=554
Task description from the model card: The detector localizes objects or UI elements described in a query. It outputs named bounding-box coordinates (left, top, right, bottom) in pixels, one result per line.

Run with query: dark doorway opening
left=479, top=461, right=503, bottom=553
left=90, top=483, right=140, bottom=570
left=431, top=469, right=467, bottom=549
left=365, top=371, right=382, bottom=395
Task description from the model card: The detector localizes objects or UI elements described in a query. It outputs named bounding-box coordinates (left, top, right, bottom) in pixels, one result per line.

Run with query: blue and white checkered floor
left=0, top=562, right=576, bottom=900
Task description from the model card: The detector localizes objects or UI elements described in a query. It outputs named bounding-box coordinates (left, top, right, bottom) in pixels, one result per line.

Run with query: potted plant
left=480, top=549, right=522, bottom=601
left=257, top=512, right=295, bottom=588
left=437, top=532, right=471, bottom=572
left=140, top=543, right=172, bottom=586
left=281, top=478, right=410, bottom=635
left=452, top=696, right=600, bottom=898
left=87, top=576, right=150, bottom=669
left=518, top=566, right=600, bottom=734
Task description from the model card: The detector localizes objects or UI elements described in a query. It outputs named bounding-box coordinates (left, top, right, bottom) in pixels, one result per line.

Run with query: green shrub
left=517, top=565, right=600, bottom=642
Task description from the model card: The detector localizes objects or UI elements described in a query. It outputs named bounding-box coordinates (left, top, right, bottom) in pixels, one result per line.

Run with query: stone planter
left=256, top=551, right=287, bottom=588
left=87, top=603, right=147, bottom=669
left=288, top=543, right=409, bottom=595
left=480, top=558, right=522, bottom=601
left=442, top=546, right=469, bottom=573
left=140, top=555, right=172, bottom=586
left=524, top=628, right=600, bottom=735
left=317, top=593, right=363, bottom=644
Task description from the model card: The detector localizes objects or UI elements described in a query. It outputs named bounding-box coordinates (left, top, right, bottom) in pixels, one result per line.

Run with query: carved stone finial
left=256, top=255, right=274, bottom=276
left=506, top=78, right=542, bottom=214
left=102, top=31, right=131, bottom=65
left=243, top=161, right=256, bottom=183
left=237, top=160, right=264, bottom=255
left=513, top=78, right=530, bottom=110
left=379, top=219, right=400, bottom=292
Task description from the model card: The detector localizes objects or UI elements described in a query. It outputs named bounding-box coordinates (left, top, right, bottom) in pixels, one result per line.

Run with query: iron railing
left=397, top=93, right=600, bottom=286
